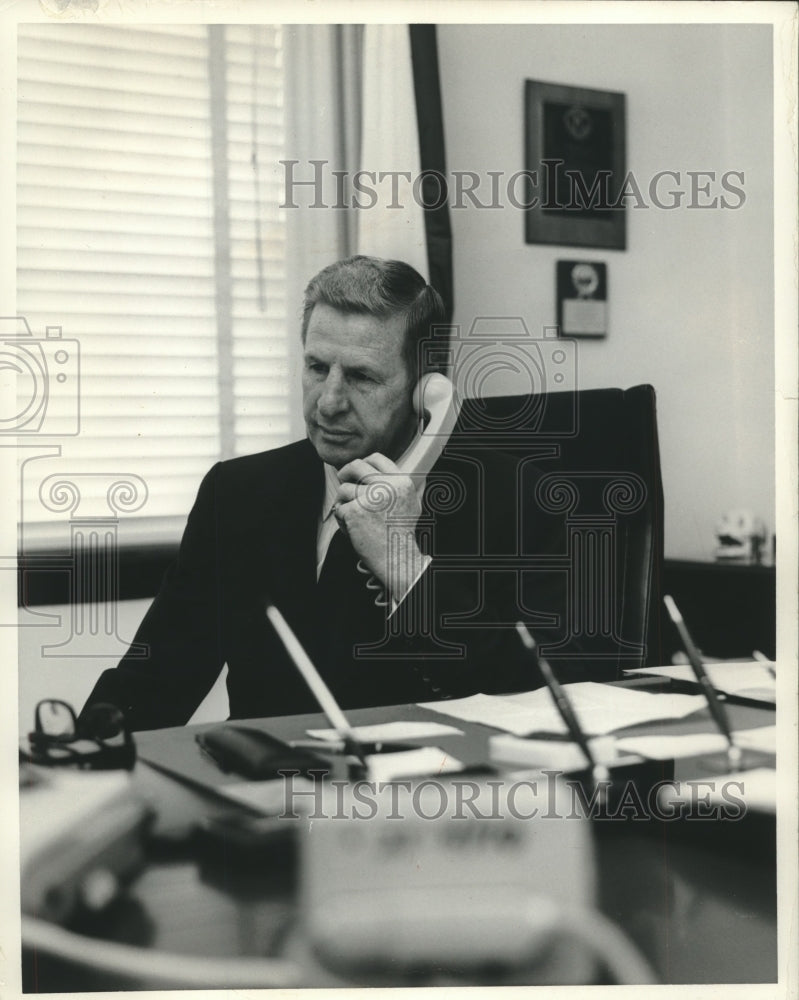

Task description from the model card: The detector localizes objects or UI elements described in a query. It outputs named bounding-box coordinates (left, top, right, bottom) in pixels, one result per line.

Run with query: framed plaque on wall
left=525, top=79, right=626, bottom=250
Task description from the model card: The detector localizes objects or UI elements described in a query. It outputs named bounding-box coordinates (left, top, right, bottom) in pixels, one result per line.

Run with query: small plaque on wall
left=525, top=80, right=626, bottom=250
left=557, top=260, right=607, bottom=337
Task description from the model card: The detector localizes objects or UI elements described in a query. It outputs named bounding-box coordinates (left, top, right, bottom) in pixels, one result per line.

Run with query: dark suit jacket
left=82, top=439, right=576, bottom=731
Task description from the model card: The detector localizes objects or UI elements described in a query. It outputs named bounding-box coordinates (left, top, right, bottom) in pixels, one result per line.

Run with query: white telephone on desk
left=354, top=372, right=459, bottom=606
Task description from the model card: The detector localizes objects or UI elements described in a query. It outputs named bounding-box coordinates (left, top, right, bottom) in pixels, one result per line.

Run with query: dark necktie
left=315, top=528, right=385, bottom=700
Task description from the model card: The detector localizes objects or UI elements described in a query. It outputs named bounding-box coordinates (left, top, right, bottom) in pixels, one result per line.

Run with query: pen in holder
left=515, top=623, right=610, bottom=802
left=663, top=595, right=774, bottom=774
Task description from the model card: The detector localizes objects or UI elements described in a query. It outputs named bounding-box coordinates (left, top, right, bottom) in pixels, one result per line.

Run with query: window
left=16, top=23, right=287, bottom=547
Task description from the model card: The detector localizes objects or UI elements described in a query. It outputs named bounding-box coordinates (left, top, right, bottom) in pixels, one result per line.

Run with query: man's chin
left=309, top=430, right=360, bottom=468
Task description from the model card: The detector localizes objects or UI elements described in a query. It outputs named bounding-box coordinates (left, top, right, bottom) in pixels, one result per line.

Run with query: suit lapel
left=262, top=441, right=323, bottom=633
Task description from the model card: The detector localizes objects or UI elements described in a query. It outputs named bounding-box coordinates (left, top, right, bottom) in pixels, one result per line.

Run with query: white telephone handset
left=399, top=372, right=459, bottom=477
left=356, top=372, right=459, bottom=606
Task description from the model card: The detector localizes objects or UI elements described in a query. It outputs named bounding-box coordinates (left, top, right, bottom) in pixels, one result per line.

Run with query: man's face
left=302, top=303, right=416, bottom=469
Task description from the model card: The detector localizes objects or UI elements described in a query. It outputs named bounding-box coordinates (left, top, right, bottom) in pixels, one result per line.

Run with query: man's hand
left=334, top=453, right=428, bottom=602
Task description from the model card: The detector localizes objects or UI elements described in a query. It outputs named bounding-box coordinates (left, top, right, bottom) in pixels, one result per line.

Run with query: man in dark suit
left=81, top=256, right=553, bottom=731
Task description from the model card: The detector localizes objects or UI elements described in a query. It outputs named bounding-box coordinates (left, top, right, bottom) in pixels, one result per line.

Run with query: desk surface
left=22, top=685, right=778, bottom=991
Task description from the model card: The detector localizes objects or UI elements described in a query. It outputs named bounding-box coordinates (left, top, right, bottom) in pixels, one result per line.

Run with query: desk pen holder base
left=673, top=747, right=775, bottom=781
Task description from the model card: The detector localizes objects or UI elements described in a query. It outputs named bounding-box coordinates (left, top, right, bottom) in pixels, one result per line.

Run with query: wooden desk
left=22, top=694, right=777, bottom=991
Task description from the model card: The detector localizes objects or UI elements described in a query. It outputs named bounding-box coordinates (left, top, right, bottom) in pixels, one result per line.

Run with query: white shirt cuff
left=388, top=554, right=433, bottom=616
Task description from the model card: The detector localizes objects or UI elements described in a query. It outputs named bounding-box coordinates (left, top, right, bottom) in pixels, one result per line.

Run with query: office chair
left=450, top=384, right=664, bottom=681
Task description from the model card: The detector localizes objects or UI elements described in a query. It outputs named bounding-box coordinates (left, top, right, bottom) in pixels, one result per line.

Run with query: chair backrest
left=452, top=384, right=664, bottom=679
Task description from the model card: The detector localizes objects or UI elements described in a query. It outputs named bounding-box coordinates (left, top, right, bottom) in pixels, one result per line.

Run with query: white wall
left=437, top=23, right=774, bottom=560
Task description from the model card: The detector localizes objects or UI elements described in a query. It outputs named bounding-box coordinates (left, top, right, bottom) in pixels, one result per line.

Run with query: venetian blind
left=16, top=23, right=287, bottom=546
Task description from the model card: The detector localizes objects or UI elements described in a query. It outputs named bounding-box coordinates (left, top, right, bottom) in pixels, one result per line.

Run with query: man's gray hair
left=301, top=255, right=447, bottom=377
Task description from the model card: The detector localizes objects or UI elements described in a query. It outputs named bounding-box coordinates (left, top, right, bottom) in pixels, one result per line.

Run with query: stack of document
left=419, top=682, right=707, bottom=737
left=305, top=722, right=466, bottom=782
left=364, top=747, right=464, bottom=783
left=626, top=660, right=776, bottom=704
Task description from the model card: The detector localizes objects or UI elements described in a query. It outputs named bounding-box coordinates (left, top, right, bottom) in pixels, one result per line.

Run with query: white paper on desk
left=365, top=746, right=463, bottom=783
left=421, top=683, right=706, bottom=737
left=306, top=720, right=462, bottom=742
left=417, top=692, right=545, bottom=736
left=627, top=661, right=776, bottom=704
left=616, top=726, right=777, bottom=760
